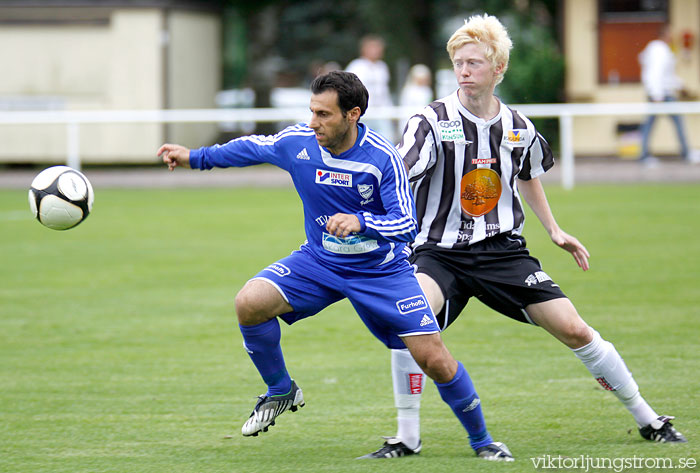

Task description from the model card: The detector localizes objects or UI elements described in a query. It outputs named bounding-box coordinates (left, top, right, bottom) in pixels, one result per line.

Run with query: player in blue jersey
left=157, top=71, right=512, bottom=461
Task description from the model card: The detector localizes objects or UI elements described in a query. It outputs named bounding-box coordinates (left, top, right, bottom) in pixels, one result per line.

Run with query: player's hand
left=550, top=228, right=590, bottom=271
left=326, top=213, right=361, bottom=238
left=157, top=143, right=191, bottom=171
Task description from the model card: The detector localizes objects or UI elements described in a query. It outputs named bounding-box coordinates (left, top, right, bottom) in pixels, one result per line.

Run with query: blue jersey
left=189, top=123, right=417, bottom=268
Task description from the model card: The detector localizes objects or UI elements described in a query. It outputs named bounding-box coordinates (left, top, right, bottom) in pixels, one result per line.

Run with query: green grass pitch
left=1, top=183, right=698, bottom=473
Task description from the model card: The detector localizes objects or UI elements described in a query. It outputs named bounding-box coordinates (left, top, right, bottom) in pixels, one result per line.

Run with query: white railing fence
left=0, top=101, right=698, bottom=189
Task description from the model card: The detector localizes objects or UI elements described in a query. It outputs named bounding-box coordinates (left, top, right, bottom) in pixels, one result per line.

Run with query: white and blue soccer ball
left=28, top=165, right=94, bottom=230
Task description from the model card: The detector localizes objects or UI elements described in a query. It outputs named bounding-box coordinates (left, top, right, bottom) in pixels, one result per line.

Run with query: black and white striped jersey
left=398, top=91, right=554, bottom=249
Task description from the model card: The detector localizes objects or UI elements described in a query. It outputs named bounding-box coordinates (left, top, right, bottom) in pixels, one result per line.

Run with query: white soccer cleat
left=241, top=380, right=305, bottom=436
left=475, top=441, right=515, bottom=462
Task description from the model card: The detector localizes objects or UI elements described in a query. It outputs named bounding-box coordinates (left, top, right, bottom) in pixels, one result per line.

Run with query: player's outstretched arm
left=518, top=177, right=590, bottom=271
left=157, top=143, right=191, bottom=171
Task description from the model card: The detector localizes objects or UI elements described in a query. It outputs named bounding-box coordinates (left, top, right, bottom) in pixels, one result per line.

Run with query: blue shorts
left=250, top=248, right=439, bottom=349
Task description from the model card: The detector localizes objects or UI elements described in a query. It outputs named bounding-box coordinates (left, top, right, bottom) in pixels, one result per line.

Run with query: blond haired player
left=360, top=13, right=685, bottom=459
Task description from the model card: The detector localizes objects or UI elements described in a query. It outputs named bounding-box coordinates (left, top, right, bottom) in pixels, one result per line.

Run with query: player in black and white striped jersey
left=402, top=94, right=552, bottom=248
left=361, top=13, right=685, bottom=460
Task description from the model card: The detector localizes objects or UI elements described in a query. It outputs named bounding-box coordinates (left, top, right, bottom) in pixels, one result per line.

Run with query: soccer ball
left=28, top=166, right=94, bottom=230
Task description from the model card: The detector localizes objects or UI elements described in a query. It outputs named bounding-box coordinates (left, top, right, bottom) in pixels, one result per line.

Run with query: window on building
left=598, top=0, right=668, bottom=83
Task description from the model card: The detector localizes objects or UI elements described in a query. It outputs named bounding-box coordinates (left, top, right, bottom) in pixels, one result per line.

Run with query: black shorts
left=409, top=233, right=567, bottom=329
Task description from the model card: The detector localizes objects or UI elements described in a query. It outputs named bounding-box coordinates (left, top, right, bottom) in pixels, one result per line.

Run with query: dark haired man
left=157, top=71, right=510, bottom=460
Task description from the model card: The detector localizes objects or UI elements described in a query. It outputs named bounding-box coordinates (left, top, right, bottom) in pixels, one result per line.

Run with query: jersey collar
left=454, top=91, right=504, bottom=126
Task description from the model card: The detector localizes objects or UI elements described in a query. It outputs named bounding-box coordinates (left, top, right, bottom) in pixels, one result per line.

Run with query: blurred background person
left=399, top=64, right=434, bottom=110
left=346, top=35, right=395, bottom=142
left=638, top=24, right=692, bottom=166
left=318, top=61, right=341, bottom=76
left=308, top=60, right=342, bottom=82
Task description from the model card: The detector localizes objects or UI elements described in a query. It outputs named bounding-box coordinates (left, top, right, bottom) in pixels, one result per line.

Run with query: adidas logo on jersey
left=419, top=314, right=434, bottom=327
left=296, top=148, right=310, bottom=160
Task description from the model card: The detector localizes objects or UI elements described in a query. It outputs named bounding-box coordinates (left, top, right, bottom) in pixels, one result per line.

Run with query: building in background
left=0, top=1, right=221, bottom=164
left=0, top=0, right=698, bottom=164
left=564, top=0, right=700, bottom=158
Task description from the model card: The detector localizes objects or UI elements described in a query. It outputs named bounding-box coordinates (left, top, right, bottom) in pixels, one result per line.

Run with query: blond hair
left=446, top=14, right=512, bottom=85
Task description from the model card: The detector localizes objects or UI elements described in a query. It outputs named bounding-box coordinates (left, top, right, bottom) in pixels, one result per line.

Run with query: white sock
left=614, top=379, right=659, bottom=427
left=572, top=329, right=658, bottom=427
left=391, top=348, right=425, bottom=450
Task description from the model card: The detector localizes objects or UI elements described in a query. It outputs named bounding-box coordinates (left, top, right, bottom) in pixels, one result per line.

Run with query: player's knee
left=403, top=334, right=456, bottom=383
left=235, top=280, right=288, bottom=325
left=415, top=350, right=455, bottom=384
left=234, top=287, right=267, bottom=325
left=561, top=321, right=593, bottom=349
left=234, top=290, right=253, bottom=324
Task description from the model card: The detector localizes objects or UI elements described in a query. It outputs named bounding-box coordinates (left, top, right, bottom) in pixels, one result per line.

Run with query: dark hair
left=310, top=71, right=368, bottom=117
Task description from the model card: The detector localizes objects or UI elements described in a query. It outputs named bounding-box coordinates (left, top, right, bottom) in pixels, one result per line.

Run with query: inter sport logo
left=316, top=169, right=352, bottom=187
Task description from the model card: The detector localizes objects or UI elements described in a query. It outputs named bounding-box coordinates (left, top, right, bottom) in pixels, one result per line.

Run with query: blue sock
left=239, top=318, right=292, bottom=396
left=435, top=362, right=493, bottom=450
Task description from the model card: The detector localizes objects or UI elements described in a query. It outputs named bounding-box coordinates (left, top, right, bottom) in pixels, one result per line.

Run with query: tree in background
left=494, top=4, right=564, bottom=149
left=222, top=0, right=563, bottom=143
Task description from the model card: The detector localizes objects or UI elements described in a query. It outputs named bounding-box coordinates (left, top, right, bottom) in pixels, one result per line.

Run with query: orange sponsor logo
left=460, top=168, right=502, bottom=217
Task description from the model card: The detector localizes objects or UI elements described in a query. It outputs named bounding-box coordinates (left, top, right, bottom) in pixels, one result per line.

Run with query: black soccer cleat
left=357, top=436, right=422, bottom=459
left=241, top=380, right=305, bottom=437
left=475, top=441, right=515, bottom=462
left=639, top=416, right=687, bottom=443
